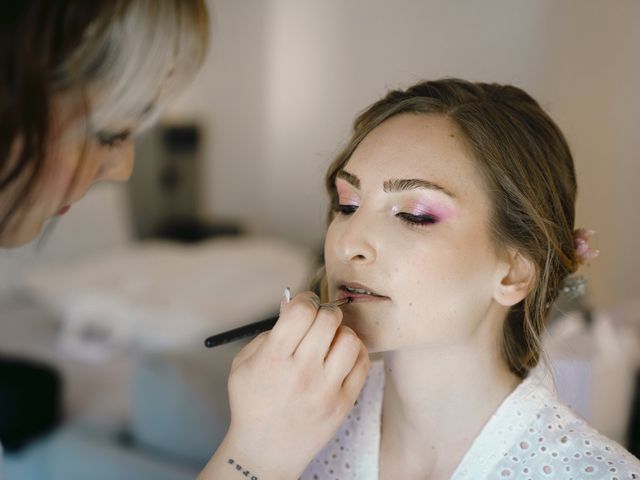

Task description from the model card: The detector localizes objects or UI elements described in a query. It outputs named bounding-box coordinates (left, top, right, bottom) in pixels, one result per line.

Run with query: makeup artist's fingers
left=323, top=325, right=362, bottom=384
left=231, top=332, right=269, bottom=369
left=267, top=291, right=320, bottom=357
left=293, top=305, right=342, bottom=362
left=341, top=342, right=371, bottom=396
left=223, top=298, right=368, bottom=479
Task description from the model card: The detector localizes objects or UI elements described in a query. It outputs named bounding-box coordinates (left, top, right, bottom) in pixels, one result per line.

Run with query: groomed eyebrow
left=384, top=178, right=456, bottom=198
left=336, top=170, right=360, bottom=189
left=336, top=169, right=456, bottom=198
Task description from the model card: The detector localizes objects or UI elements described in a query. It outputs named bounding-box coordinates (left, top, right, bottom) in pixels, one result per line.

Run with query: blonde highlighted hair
left=0, top=0, right=209, bottom=236
left=55, top=0, right=209, bottom=136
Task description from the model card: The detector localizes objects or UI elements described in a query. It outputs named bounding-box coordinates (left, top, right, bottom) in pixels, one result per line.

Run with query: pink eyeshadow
left=406, top=200, right=456, bottom=220
left=336, top=179, right=360, bottom=206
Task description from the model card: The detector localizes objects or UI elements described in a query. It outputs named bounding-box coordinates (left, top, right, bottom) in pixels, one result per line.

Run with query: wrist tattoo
left=227, top=458, right=259, bottom=480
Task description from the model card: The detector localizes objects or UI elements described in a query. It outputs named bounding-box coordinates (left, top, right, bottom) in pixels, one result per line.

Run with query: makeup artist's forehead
left=343, top=114, right=485, bottom=201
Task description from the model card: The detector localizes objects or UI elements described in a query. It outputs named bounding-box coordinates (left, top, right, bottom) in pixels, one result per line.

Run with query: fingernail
left=283, top=287, right=291, bottom=304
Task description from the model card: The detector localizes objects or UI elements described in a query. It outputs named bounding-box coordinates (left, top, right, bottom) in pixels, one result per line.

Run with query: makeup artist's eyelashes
left=95, top=129, right=132, bottom=149
left=333, top=204, right=438, bottom=227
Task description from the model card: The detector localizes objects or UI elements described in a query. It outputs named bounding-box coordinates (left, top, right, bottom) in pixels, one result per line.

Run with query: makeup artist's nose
left=334, top=214, right=377, bottom=265
left=96, top=143, right=135, bottom=183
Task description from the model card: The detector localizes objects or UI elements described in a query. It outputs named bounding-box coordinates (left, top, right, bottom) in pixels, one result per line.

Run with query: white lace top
left=300, top=359, right=640, bottom=479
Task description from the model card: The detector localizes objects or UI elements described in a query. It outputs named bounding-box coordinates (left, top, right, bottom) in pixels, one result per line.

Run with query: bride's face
left=324, top=113, right=509, bottom=353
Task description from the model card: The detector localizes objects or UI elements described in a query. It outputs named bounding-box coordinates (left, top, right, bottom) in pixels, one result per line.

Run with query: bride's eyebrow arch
left=336, top=170, right=456, bottom=199
left=384, top=178, right=456, bottom=198
left=336, top=170, right=360, bottom=189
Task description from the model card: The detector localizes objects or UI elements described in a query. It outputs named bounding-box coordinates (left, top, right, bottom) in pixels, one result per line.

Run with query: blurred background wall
left=164, top=0, right=640, bottom=310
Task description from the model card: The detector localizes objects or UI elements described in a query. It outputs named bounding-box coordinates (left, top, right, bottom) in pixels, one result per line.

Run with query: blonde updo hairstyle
left=323, top=79, right=579, bottom=378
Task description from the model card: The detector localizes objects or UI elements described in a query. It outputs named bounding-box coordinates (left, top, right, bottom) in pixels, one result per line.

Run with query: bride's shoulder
left=514, top=378, right=640, bottom=478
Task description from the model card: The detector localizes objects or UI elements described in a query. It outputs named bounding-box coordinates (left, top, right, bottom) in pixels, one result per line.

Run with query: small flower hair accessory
left=573, top=228, right=600, bottom=265
left=558, top=228, right=600, bottom=298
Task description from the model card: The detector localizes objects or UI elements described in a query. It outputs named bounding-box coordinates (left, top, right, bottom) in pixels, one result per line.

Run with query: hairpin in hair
left=554, top=228, right=599, bottom=301
left=560, top=274, right=587, bottom=298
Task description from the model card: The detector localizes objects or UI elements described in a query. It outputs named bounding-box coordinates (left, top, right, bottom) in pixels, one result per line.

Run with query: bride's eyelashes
left=334, top=203, right=358, bottom=215
left=395, top=212, right=438, bottom=226
left=332, top=202, right=439, bottom=227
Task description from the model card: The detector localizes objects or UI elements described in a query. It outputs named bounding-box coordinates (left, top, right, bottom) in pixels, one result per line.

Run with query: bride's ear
left=494, top=248, right=536, bottom=307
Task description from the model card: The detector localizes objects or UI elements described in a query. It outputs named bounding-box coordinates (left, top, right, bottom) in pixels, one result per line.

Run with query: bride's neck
left=379, top=339, right=521, bottom=478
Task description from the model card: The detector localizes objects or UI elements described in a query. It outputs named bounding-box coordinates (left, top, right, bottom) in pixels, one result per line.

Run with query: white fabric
left=22, top=236, right=314, bottom=358
left=300, top=359, right=640, bottom=479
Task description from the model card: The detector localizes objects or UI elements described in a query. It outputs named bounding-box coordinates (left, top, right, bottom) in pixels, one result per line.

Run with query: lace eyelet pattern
left=300, top=360, right=640, bottom=479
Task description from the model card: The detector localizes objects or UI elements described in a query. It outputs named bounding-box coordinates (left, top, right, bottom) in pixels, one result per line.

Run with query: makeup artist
left=1, top=2, right=370, bottom=479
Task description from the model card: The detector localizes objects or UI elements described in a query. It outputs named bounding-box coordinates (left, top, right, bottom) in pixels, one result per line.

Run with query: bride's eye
left=396, top=212, right=438, bottom=226
left=333, top=204, right=358, bottom=215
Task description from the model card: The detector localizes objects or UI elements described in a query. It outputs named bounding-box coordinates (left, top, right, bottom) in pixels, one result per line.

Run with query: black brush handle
left=204, top=315, right=278, bottom=348
left=204, top=298, right=351, bottom=348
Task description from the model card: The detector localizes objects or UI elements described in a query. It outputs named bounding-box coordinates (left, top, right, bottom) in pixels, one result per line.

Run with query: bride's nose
left=96, top=143, right=135, bottom=183
left=333, top=210, right=377, bottom=265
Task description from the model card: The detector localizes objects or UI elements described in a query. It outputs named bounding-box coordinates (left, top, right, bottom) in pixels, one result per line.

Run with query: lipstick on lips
left=336, top=281, right=389, bottom=303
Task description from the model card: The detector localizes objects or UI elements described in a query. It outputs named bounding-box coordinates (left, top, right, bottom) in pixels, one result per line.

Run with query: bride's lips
left=336, top=280, right=390, bottom=303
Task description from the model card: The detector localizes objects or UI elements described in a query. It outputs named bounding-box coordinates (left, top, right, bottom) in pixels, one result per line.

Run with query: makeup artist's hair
left=0, top=0, right=209, bottom=238
left=324, top=78, right=578, bottom=378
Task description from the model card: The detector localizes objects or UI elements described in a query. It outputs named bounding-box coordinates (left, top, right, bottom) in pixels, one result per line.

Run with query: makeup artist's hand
left=199, top=291, right=370, bottom=480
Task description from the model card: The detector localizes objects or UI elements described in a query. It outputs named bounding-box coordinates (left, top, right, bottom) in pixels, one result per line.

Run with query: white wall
left=537, top=1, right=640, bottom=307
left=168, top=0, right=640, bottom=308
left=167, top=1, right=272, bottom=232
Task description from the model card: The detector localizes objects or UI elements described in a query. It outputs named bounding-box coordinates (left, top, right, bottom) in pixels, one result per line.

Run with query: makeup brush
left=204, top=297, right=352, bottom=348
